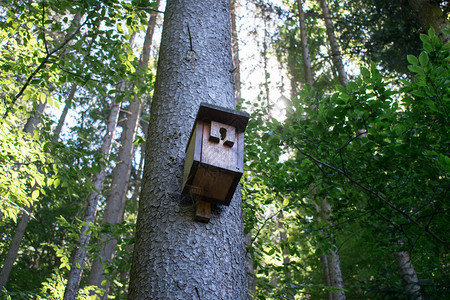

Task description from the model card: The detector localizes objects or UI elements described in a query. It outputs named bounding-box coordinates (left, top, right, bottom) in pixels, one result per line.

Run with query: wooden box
left=182, top=103, right=249, bottom=208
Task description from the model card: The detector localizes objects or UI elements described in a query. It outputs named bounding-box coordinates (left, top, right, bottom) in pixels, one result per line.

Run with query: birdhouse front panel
left=182, top=103, right=249, bottom=207
left=202, top=121, right=237, bottom=171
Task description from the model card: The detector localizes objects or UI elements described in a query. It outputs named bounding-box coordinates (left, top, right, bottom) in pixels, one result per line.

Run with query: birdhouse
left=182, top=102, right=249, bottom=222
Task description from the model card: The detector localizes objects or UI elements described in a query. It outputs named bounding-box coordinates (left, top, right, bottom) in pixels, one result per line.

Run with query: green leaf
left=419, top=52, right=429, bottom=67
left=408, top=65, right=423, bottom=74
left=101, top=280, right=108, bottom=286
left=360, top=67, right=370, bottom=81
left=32, top=189, right=40, bottom=199
left=407, top=55, right=418, bottom=66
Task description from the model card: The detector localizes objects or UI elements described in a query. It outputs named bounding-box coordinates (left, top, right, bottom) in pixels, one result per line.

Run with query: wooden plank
left=202, top=122, right=237, bottom=171
left=195, top=198, right=211, bottom=222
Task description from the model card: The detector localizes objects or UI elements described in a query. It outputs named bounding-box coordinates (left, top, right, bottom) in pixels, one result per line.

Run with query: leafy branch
left=3, top=13, right=91, bottom=119
left=290, top=140, right=448, bottom=249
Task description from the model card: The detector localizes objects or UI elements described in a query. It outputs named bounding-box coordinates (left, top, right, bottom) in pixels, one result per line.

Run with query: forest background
left=0, top=0, right=448, bottom=299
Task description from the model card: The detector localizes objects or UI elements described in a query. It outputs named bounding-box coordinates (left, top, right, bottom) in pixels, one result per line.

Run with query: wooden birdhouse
left=182, top=102, right=249, bottom=222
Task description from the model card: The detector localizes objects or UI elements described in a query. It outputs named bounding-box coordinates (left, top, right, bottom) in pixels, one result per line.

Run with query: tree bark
left=320, top=199, right=346, bottom=300
left=0, top=100, right=46, bottom=292
left=87, top=6, right=159, bottom=295
left=319, top=254, right=333, bottom=300
left=297, top=0, right=314, bottom=87
left=63, top=94, right=122, bottom=300
left=127, top=0, right=247, bottom=298
left=231, top=0, right=242, bottom=104
left=408, top=0, right=449, bottom=44
left=54, top=83, right=77, bottom=139
left=0, top=205, right=33, bottom=292
left=394, top=247, right=423, bottom=299
left=319, top=0, right=348, bottom=87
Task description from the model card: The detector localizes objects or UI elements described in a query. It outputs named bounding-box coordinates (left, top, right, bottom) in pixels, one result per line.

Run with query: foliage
left=243, top=27, right=449, bottom=298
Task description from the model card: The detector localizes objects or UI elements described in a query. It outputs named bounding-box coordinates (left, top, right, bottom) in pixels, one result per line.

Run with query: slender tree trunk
left=231, top=0, right=241, bottom=104
left=244, top=232, right=256, bottom=294
left=319, top=0, right=348, bottom=87
left=127, top=0, right=247, bottom=298
left=262, top=13, right=271, bottom=118
left=87, top=6, right=159, bottom=295
left=408, top=0, right=449, bottom=44
left=297, top=0, right=314, bottom=87
left=63, top=95, right=122, bottom=300
left=54, top=21, right=100, bottom=140
left=54, top=84, right=77, bottom=139
left=0, top=206, right=33, bottom=291
left=287, top=36, right=299, bottom=99
left=320, top=254, right=333, bottom=300
left=320, top=199, right=345, bottom=300
left=394, top=244, right=423, bottom=299
left=0, top=100, right=46, bottom=292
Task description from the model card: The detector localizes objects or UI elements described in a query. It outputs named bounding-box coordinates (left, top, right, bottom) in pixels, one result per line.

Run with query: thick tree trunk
left=408, top=0, right=449, bottom=44
left=127, top=0, right=247, bottom=298
left=0, top=100, right=46, bottom=292
left=297, top=0, right=314, bottom=87
left=231, top=0, right=241, bottom=104
left=394, top=246, right=423, bottom=299
left=87, top=6, right=159, bottom=295
left=63, top=96, right=122, bottom=300
left=319, top=0, right=348, bottom=87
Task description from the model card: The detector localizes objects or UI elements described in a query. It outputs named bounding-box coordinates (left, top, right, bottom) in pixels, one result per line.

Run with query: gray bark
left=320, top=199, right=346, bottom=300
left=0, top=101, right=46, bottom=292
left=296, top=0, right=314, bottom=87
left=231, top=0, right=241, bottom=104
left=0, top=206, right=33, bottom=292
left=63, top=95, right=122, bottom=300
left=319, top=0, right=348, bottom=87
left=87, top=6, right=159, bottom=295
left=394, top=246, right=423, bottom=299
left=127, top=0, right=247, bottom=299
left=54, top=83, right=77, bottom=139
left=320, top=254, right=333, bottom=300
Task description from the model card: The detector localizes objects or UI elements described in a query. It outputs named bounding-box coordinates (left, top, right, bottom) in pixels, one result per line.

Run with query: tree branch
left=4, top=14, right=91, bottom=119
left=291, top=141, right=449, bottom=249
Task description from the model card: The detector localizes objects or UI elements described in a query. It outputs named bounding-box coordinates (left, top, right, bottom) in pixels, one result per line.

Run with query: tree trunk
left=296, top=0, right=314, bottom=87
left=0, top=100, right=46, bottom=292
left=319, top=0, right=348, bottom=87
left=87, top=6, right=159, bottom=295
left=320, top=254, right=333, bottom=300
left=231, top=0, right=242, bottom=104
left=127, top=0, right=248, bottom=298
left=0, top=205, right=33, bottom=292
left=320, top=199, right=346, bottom=300
left=63, top=95, right=122, bottom=300
left=287, top=36, right=299, bottom=99
left=54, top=83, right=77, bottom=139
left=394, top=247, right=423, bottom=299
left=408, top=0, right=449, bottom=44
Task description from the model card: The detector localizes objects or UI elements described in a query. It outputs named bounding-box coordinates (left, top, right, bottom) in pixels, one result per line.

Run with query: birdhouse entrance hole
left=220, top=127, right=227, bottom=141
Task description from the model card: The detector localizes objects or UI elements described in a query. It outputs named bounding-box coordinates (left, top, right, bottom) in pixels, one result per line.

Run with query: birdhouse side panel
left=182, top=121, right=204, bottom=194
